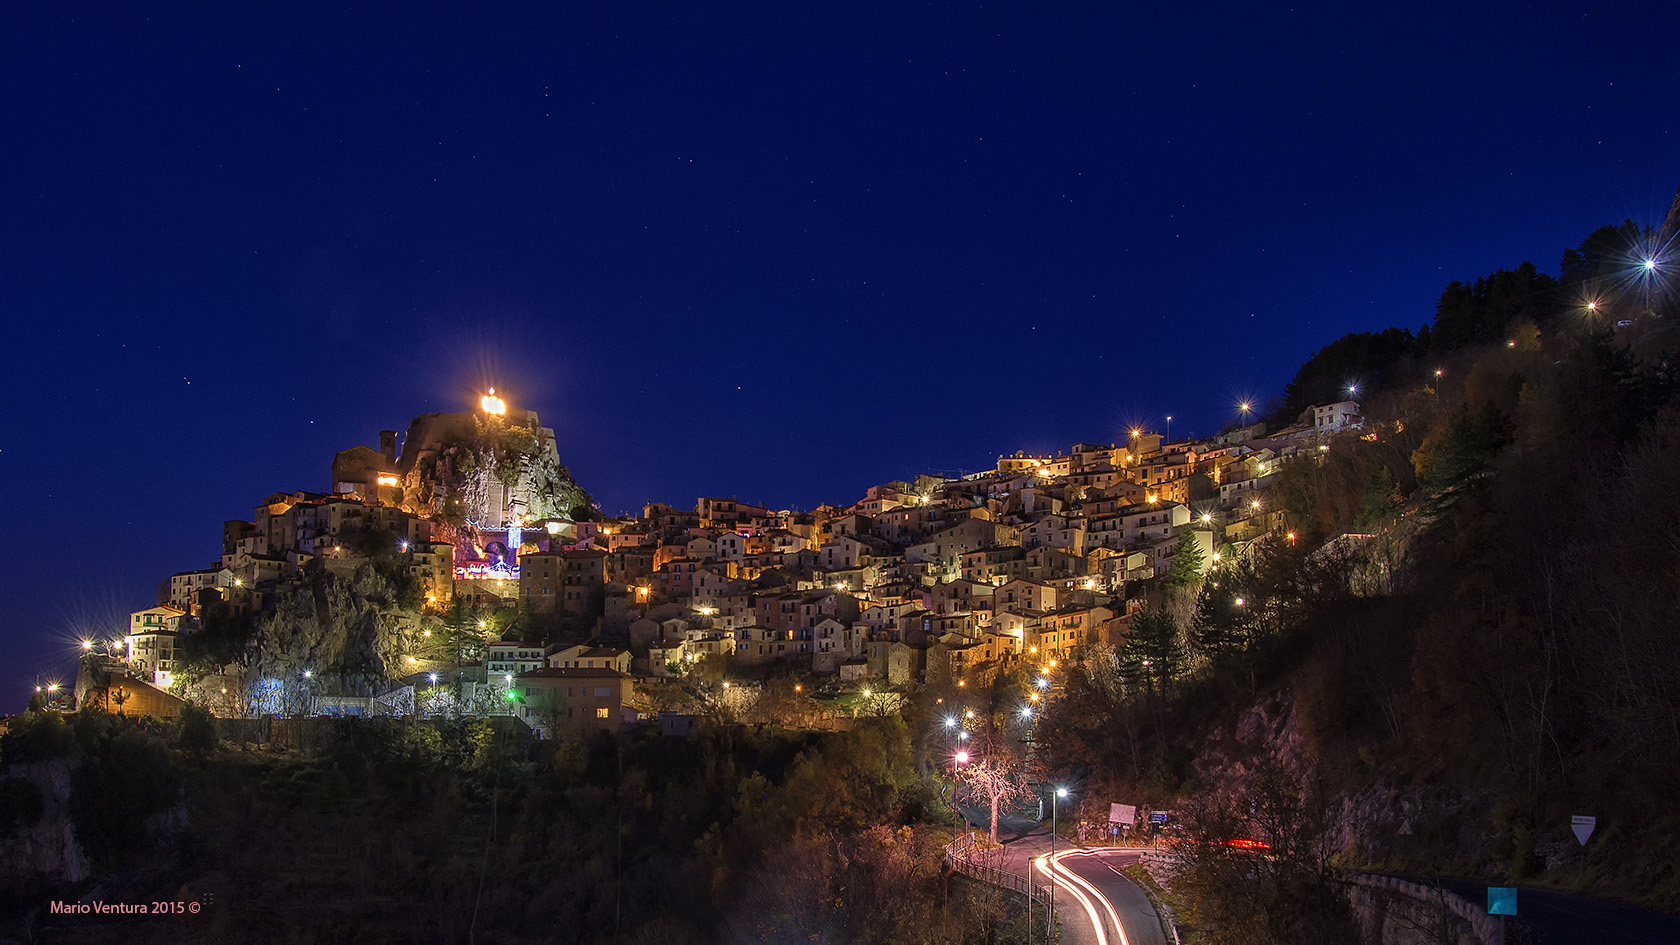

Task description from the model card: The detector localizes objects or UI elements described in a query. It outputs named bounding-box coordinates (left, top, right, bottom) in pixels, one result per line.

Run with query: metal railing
left=945, top=832, right=1059, bottom=934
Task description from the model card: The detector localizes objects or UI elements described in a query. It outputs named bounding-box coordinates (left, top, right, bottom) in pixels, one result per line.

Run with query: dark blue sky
left=3, top=3, right=1677, bottom=707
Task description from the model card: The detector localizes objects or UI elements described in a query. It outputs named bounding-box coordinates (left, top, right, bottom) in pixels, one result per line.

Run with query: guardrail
left=1331, top=871, right=1503, bottom=945
left=945, top=832, right=1059, bottom=934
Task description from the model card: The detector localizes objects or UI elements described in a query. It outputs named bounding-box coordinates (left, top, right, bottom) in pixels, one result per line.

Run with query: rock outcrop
left=244, top=565, right=424, bottom=700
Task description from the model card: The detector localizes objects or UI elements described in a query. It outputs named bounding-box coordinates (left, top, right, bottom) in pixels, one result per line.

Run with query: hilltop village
left=68, top=391, right=1366, bottom=737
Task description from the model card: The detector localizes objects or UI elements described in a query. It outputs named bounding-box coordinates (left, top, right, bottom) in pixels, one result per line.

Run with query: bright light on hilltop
left=480, top=387, right=507, bottom=415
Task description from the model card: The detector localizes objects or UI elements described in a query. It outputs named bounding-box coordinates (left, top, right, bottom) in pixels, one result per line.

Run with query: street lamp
left=1051, top=786, right=1069, bottom=942
left=1032, top=855, right=1050, bottom=945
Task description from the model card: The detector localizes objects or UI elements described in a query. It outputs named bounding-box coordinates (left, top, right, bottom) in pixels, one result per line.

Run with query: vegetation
left=1042, top=214, right=1680, bottom=930
left=0, top=708, right=1037, bottom=944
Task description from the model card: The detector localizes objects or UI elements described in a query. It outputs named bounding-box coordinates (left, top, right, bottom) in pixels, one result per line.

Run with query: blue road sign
left=1488, top=887, right=1518, bottom=916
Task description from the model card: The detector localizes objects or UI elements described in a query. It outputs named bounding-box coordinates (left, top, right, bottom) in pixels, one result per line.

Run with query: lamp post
left=953, top=746, right=970, bottom=847
left=945, top=717, right=960, bottom=837
left=1050, top=786, right=1068, bottom=944
left=1027, top=856, right=1034, bottom=945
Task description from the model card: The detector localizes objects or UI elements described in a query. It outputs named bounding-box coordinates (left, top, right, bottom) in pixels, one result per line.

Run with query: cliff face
left=0, top=760, right=89, bottom=885
left=398, top=411, right=591, bottom=529
left=1188, top=686, right=1502, bottom=876
left=244, top=565, right=422, bottom=701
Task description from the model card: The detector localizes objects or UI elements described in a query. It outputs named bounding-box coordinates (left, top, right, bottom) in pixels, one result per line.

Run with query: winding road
left=955, top=799, right=1169, bottom=945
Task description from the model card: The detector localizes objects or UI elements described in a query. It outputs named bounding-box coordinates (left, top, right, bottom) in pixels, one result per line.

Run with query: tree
left=1412, top=401, right=1514, bottom=516
left=1119, top=606, right=1183, bottom=697
left=1192, top=577, right=1243, bottom=666
left=175, top=703, right=218, bottom=758
left=1164, top=529, right=1207, bottom=592
left=957, top=744, right=1031, bottom=844
left=1276, top=327, right=1419, bottom=422
left=1352, top=465, right=1400, bottom=531
left=1178, top=754, right=1357, bottom=945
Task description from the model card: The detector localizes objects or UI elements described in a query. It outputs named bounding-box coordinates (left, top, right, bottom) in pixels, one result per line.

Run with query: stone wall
left=1337, top=872, right=1503, bottom=945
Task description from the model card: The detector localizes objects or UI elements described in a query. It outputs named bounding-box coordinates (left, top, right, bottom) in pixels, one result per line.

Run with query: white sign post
left=1571, top=815, right=1596, bottom=845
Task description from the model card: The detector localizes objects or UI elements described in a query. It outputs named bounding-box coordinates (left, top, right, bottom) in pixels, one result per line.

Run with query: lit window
left=595, top=707, right=610, bottom=719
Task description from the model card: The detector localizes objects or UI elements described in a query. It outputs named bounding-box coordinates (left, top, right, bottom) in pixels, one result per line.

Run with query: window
left=595, top=707, right=610, bottom=719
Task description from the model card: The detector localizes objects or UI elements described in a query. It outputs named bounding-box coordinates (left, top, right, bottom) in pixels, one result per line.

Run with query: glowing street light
left=1050, top=787, right=1071, bottom=928
left=80, top=640, right=92, bottom=651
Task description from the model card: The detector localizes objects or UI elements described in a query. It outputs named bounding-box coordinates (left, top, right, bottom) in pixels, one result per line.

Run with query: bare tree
left=958, top=742, right=1032, bottom=844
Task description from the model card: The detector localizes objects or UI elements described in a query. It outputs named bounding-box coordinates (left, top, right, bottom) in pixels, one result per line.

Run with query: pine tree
left=1192, top=578, right=1241, bottom=665
left=1164, top=530, right=1208, bottom=591
left=1119, top=606, right=1182, bottom=697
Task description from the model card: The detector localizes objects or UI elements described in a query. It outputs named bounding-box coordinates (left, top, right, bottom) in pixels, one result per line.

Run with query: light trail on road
left=1041, top=858, right=1111, bottom=945
left=1045, top=850, right=1131, bottom=945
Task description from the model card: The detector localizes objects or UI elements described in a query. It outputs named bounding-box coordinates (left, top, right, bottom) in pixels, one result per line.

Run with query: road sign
left=1111, top=803, right=1137, bottom=826
left=1149, top=811, right=1169, bottom=824
left=1571, top=815, right=1596, bottom=845
left=1488, top=887, right=1518, bottom=916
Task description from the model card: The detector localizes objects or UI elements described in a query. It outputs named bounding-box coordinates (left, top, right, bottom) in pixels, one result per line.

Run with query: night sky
left=3, top=3, right=1678, bottom=707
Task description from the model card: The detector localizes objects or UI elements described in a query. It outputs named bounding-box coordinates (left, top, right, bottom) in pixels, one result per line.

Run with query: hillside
left=1037, top=209, right=1680, bottom=932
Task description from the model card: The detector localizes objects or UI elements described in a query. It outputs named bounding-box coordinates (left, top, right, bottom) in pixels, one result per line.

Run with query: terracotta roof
left=517, top=667, right=628, bottom=680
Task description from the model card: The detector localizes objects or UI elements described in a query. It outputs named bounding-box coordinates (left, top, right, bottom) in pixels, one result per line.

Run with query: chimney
left=380, top=430, right=397, bottom=465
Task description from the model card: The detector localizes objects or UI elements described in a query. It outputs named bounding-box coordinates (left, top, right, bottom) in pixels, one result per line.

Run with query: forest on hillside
left=1038, top=209, right=1680, bottom=941
left=0, top=707, right=1039, bottom=944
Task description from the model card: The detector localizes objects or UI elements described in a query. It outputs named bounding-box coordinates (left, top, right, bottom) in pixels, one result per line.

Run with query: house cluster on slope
left=95, top=394, right=1363, bottom=737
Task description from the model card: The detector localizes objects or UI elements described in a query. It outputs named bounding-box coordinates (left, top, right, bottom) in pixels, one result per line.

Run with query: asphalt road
left=1053, top=850, right=1170, bottom=945
left=951, top=793, right=1175, bottom=945
left=1394, top=876, right=1680, bottom=945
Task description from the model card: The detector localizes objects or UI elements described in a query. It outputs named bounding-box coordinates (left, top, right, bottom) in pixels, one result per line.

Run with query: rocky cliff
left=242, top=565, right=425, bottom=702
left=399, top=410, right=591, bottom=529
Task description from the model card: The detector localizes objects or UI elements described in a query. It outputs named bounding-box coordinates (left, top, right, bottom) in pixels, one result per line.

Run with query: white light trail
left=1047, top=850, right=1131, bottom=945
